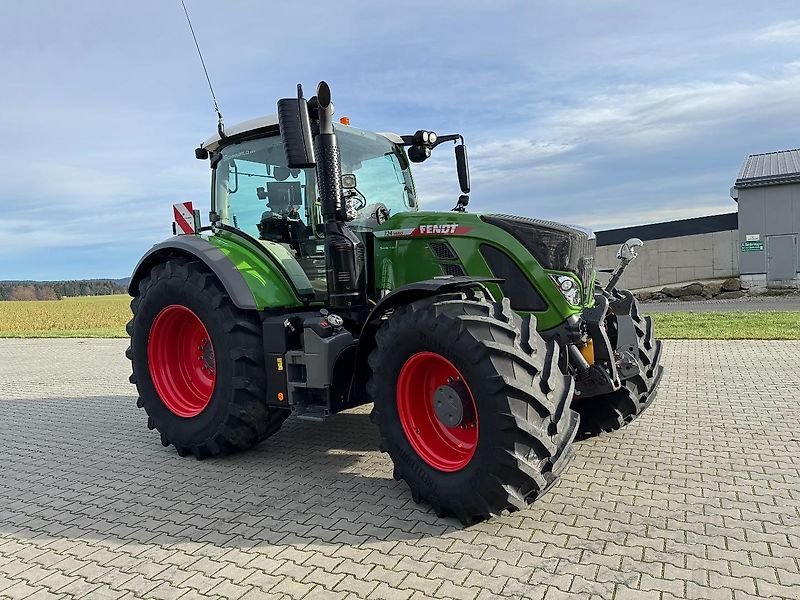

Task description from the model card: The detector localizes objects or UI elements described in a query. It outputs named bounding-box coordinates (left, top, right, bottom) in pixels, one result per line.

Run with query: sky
left=1, top=0, right=799, bottom=280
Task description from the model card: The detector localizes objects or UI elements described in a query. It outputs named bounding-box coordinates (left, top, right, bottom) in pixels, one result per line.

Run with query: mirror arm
left=398, top=133, right=462, bottom=148
left=430, top=134, right=462, bottom=148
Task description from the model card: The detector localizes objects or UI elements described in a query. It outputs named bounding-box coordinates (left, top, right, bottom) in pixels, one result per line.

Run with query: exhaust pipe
left=313, top=82, right=365, bottom=309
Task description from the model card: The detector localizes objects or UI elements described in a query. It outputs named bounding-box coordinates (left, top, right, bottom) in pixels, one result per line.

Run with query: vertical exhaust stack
left=277, top=81, right=366, bottom=310
left=314, top=82, right=344, bottom=222
left=313, top=82, right=366, bottom=309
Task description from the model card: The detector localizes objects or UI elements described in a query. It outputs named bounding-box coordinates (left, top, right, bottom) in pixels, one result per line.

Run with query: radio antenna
left=180, top=0, right=225, bottom=138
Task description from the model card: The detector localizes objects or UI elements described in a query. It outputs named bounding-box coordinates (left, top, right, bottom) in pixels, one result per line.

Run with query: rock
left=761, top=288, right=798, bottom=296
left=717, top=290, right=745, bottom=300
left=660, top=297, right=678, bottom=303
left=747, top=287, right=767, bottom=296
left=721, top=277, right=741, bottom=292
left=702, top=282, right=723, bottom=298
left=662, top=282, right=704, bottom=297
left=651, top=292, right=665, bottom=301
left=679, top=294, right=705, bottom=302
left=635, top=291, right=655, bottom=302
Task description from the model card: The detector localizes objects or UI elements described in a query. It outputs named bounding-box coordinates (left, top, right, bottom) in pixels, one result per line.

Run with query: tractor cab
left=203, top=118, right=418, bottom=294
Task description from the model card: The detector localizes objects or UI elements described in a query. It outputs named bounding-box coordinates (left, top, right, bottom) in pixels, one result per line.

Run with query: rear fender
left=129, top=235, right=301, bottom=310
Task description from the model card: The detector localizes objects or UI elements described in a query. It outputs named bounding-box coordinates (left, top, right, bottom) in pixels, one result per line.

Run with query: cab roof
left=200, top=114, right=403, bottom=153
left=201, top=115, right=279, bottom=152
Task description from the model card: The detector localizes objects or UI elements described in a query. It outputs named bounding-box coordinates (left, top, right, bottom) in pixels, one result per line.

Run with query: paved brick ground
left=0, top=339, right=798, bottom=600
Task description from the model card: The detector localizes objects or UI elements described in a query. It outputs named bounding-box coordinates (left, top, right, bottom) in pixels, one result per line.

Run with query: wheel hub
left=432, top=384, right=464, bottom=428
left=199, top=339, right=215, bottom=375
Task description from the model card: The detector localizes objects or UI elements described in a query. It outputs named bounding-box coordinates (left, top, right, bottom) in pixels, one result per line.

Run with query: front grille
left=482, top=214, right=596, bottom=300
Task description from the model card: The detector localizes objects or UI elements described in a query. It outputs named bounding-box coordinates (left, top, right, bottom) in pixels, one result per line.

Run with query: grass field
left=651, top=311, right=800, bottom=340
left=0, top=295, right=131, bottom=337
left=0, top=295, right=798, bottom=339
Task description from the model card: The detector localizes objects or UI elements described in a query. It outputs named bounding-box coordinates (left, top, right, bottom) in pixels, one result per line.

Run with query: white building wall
left=595, top=230, right=739, bottom=290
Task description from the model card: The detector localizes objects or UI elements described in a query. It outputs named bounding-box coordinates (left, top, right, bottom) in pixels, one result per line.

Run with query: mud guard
left=128, top=236, right=257, bottom=309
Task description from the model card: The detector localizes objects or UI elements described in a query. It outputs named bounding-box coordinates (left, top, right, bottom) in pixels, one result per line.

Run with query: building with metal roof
left=733, top=148, right=800, bottom=189
left=593, top=148, right=799, bottom=291
left=731, top=148, right=800, bottom=288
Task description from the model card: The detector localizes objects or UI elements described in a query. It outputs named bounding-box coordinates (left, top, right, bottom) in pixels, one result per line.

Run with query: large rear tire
left=126, top=258, right=289, bottom=459
left=574, top=291, right=663, bottom=440
left=368, top=287, right=579, bottom=525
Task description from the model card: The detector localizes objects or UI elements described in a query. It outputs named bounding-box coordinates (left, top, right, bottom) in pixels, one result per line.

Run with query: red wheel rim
left=147, top=305, right=216, bottom=418
left=396, top=352, right=479, bottom=472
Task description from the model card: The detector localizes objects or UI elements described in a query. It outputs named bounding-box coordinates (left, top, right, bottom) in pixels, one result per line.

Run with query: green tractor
left=127, top=81, right=663, bottom=524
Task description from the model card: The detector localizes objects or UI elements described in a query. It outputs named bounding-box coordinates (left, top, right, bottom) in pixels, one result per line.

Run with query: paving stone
left=1, top=339, right=799, bottom=599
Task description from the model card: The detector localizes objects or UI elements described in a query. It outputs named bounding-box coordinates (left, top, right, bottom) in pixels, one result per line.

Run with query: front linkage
left=566, top=238, right=664, bottom=438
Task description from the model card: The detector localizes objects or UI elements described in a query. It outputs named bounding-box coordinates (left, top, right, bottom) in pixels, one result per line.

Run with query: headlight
left=550, top=274, right=581, bottom=305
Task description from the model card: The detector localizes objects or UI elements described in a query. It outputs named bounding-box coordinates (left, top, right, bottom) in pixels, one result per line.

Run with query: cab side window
left=213, top=136, right=327, bottom=292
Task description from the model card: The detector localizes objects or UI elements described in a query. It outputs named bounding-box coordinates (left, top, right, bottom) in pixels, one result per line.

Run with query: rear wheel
left=574, top=291, right=663, bottom=440
left=127, top=258, right=289, bottom=459
left=368, top=287, right=579, bottom=525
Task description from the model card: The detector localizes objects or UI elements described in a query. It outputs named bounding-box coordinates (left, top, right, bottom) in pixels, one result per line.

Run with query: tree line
left=0, top=279, right=129, bottom=301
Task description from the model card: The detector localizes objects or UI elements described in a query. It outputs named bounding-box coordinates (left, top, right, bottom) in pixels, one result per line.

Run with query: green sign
left=741, top=241, right=764, bottom=252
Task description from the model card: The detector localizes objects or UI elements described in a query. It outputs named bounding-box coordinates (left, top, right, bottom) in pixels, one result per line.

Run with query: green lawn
left=652, top=311, right=800, bottom=340
left=1, top=295, right=798, bottom=340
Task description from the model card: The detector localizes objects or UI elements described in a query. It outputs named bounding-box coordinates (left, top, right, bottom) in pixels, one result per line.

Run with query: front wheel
left=368, top=287, right=579, bottom=525
left=574, top=291, right=664, bottom=439
left=126, top=258, right=289, bottom=459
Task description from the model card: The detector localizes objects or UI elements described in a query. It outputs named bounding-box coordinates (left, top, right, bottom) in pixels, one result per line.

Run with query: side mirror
left=277, top=84, right=316, bottom=169
left=455, top=144, right=470, bottom=194
left=617, top=237, right=644, bottom=261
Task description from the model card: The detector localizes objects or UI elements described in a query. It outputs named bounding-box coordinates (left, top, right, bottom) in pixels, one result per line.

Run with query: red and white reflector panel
left=173, top=202, right=195, bottom=234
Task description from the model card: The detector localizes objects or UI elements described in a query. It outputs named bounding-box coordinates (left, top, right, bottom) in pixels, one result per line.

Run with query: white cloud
left=755, top=20, right=800, bottom=42
left=547, top=67, right=800, bottom=148
left=3, top=2, right=800, bottom=278
left=412, top=62, right=800, bottom=226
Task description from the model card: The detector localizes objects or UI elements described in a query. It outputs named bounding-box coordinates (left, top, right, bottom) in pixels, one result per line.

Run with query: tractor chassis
left=261, top=313, right=360, bottom=420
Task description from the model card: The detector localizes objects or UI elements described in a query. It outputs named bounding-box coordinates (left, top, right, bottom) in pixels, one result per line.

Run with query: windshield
left=212, top=124, right=416, bottom=239
left=336, top=126, right=417, bottom=229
